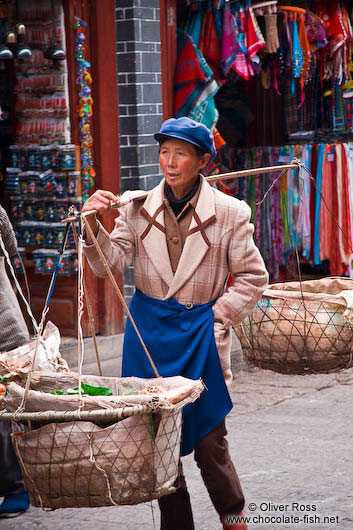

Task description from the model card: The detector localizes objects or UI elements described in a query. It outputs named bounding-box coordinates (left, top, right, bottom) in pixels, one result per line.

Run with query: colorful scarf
left=199, top=2, right=223, bottom=84
left=174, top=29, right=207, bottom=117
left=221, top=0, right=238, bottom=77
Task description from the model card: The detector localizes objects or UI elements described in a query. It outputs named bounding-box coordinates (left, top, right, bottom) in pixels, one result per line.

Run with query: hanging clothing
left=319, top=144, right=336, bottom=263
left=184, top=3, right=203, bottom=48
left=344, top=144, right=353, bottom=276
left=246, top=5, right=266, bottom=72
left=188, top=45, right=219, bottom=130
left=174, top=29, right=207, bottom=117
left=298, top=13, right=311, bottom=106
left=174, top=30, right=219, bottom=130
left=313, top=143, right=325, bottom=265
left=336, top=144, right=352, bottom=266
left=267, top=147, right=284, bottom=279
left=231, top=5, right=251, bottom=80
left=221, top=0, right=238, bottom=77
left=301, top=145, right=312, bottom=259
left=198, top=2, right=223, bottom=84
left=291, top=17, right=304, bottom=94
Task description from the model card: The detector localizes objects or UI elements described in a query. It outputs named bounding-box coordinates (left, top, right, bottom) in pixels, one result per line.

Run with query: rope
left=71, top=220, right=102, bottom=376
left=88, top=433, right=119, bottom=506
left=16, top=223, right=71, bottom=413
left=77, top=232, right=85, bottom=410
left=83, top=218, right=160, bottom=378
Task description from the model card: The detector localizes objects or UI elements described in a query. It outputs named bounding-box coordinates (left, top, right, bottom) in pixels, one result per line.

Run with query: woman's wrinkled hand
left=81, top=189, right=119, bottom=241
left=81, top=189, right=119, bottom=215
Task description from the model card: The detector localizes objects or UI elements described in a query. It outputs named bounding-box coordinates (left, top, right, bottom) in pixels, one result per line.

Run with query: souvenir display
left=6, top=144, right=80, bottom=274
left=0, top=1, right=82, bottom=276
left=74, top=16, right=95, bottom=202
left=15, top=0, right=70, bottom=145
left=32, top=248, right=76, bottom=275
left=11, top=247, right=27, bottom=273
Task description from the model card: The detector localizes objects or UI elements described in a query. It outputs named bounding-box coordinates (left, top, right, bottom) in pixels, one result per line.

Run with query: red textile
left=329, top=147, right=345, bottom=276
left=246, top=7, right=265, bottom=59
left=319, top=145, right=335, bottom=262
left=340, top=146, right=352, bottom=260
left=174, top=32, right=206, bottom=116
left=199, top=7, right=223, bottom=84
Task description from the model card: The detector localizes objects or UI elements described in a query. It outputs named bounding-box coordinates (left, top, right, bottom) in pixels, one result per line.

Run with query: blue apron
left=122, top=289, right=233, bottom=456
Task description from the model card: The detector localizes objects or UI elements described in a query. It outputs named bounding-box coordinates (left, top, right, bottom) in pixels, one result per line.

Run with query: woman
left=83, top=117, right=268, bottom=530
left=0, top=205, right=30, bottom=518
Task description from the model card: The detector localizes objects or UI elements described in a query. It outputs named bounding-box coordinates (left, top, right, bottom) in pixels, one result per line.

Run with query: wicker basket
left=3, top=373, right=203, bottom=509
left=235, top=277, right=353, bottom=374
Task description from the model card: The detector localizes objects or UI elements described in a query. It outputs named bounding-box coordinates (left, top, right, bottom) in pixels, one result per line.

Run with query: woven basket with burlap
left=235, top=277, right=353, bottom=374
left=3, top=372, right=203, bottom=509
left=0, top=208, right=207, bottom=511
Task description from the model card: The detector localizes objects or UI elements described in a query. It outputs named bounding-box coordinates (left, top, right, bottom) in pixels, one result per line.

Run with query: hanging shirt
left=319, top=144, right=335, bottom=263
left=301, top=145, right=312, bottom=259
left=344, top=144, right=353, bottom=276
left=198, top=3, right=223, bottom=84
left=336, top=144, right=352, bottom=267
left=221, top=0, right=239, bottom=77
left=174, top=29, right=206, bottom=117
left=313, top=143, right=325, bottom=265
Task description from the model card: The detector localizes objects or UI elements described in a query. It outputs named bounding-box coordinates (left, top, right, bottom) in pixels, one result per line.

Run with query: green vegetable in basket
left=81, top=383, right=113, bottom=396
left=50, top=383, right=113, bottom=396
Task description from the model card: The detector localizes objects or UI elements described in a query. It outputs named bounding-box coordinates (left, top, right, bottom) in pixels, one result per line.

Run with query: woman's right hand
left=81, top=189, right=119, bottom=215
left=81, top=189, right=119, bottom=241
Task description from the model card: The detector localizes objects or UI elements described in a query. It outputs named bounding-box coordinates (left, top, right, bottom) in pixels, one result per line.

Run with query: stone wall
left=115, top=0, right=164, bottom=305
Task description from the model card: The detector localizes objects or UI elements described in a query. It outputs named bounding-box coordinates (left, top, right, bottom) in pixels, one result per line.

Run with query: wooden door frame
left=64, top=0, right=123, bottom=335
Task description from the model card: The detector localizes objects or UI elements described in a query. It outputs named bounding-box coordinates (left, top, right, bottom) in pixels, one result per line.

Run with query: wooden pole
left=61, top=162, right=300, bottom=223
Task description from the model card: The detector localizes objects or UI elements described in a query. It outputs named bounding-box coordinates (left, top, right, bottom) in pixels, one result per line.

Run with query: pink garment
left=336, top=144, right=352, bottom=264
left=319, top=145, right=335, bottom=262
left=221, top=1, right=238, bottom=77
left=232, top=8, right=251, bottom=80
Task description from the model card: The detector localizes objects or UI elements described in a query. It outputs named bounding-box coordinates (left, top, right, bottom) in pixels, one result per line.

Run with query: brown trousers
left=158, top=420, right=245, bottom=530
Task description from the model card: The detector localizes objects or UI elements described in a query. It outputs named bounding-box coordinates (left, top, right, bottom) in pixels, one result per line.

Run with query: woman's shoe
left=0, top=492, right=30, bottom=518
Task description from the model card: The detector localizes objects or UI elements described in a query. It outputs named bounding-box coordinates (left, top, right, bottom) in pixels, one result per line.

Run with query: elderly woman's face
left=159, top=138, right=210, bottom=199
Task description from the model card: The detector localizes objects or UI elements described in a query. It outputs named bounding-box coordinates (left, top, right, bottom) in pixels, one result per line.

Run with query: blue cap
left=154, top=117, right=216, bottom=158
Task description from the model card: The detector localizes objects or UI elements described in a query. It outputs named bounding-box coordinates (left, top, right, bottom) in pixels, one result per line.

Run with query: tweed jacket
left=84, top=177, right=268, bottom=384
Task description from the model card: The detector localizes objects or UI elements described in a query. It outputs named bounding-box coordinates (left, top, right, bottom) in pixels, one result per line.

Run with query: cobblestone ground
left=1, top=367, right=352, bottom=530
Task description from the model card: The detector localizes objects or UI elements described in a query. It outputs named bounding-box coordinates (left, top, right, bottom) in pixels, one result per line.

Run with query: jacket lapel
left=139, top=180, right=174, bottom=287
left=165, top=177, right=216, bottom=300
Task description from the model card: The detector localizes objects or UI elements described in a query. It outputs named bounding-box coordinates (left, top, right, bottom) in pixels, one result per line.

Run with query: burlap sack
left=5, top=374, right=203, bottom=509
left=13, top=410, right=181, bottom=508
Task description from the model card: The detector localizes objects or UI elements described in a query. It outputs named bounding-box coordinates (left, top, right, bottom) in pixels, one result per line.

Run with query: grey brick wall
left=115, top=0, right=164, bottom=307
left=116, top=0, right=163, bottom=194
